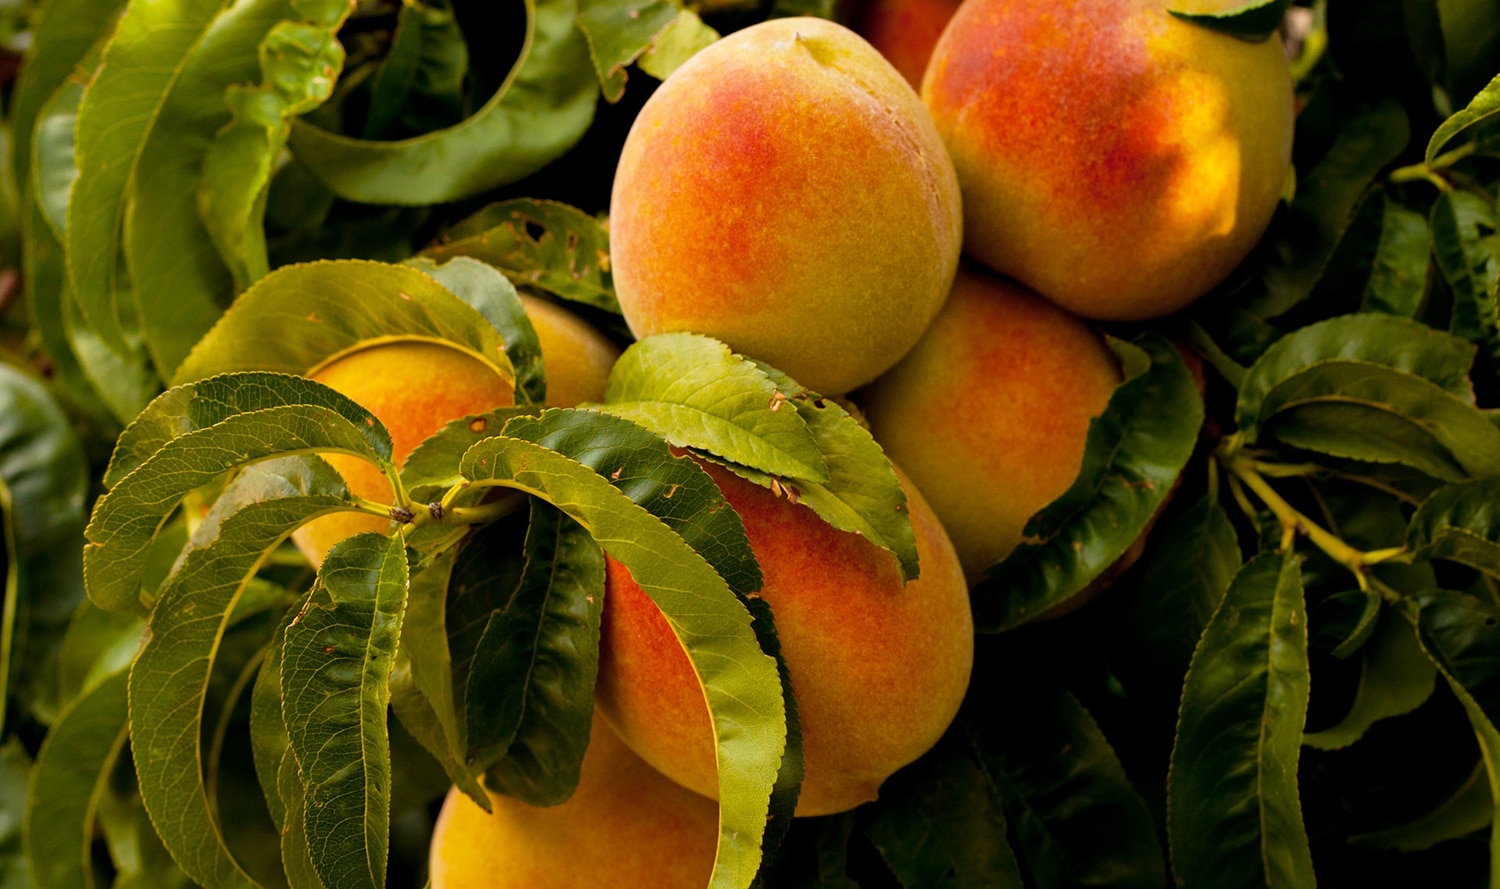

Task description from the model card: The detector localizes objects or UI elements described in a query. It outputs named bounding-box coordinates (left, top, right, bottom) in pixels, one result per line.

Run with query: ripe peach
left=292, top=298, right=621, bottom=565
left=609, top=16, right=963, bottom=396
left=428, top=716, right=717, bottom=889
left=852, top=0, right=962, bottom=89
left=858, top=268, right=1122, bottom=580
left=922, top=0, right=1294, bottom=320
left=596, top=460, right=973, bottom=816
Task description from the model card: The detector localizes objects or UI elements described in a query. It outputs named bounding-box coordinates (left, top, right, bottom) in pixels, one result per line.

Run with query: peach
left=922, top=0, right=1294, bottom=320
left=858, top=268, right=1122, bottom=580
left=428, top=716, right=717, bottom=889
left=292, top=298, right=621, bottom=565
left=851, top=0, right=962, bottom=89
left=596, top=460, right=973, bottom=816
left=609, top=16, right=963, bottom=396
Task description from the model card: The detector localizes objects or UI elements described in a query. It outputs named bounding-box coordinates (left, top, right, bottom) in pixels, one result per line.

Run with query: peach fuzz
left=596, top=460, right=973, bottom=816
left=922, top=0, right=1293, bottom=320
left=858, top=268, right=1121, bottom=580
left=851, top=0, right=962, bottom=89
left=609, top=16, right=962, bottom=396
left=292, top=299, right=621, bottom=566
left=428, top=716, right=717, bottom=889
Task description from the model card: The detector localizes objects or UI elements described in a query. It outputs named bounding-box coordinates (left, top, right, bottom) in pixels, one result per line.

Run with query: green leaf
left=637, top=9, right=719, bottom=80
left=862, top=732, right=1025, bottom=888
left=498, top=409, right=762, bottom=597
left=1168, top=551, right=1315, bottom=889
left=743, top=595, right=803, bottom=862
left=1235, top=315, right=1500, bottom=481
left=0, top=365, right=89, bottom=733
left=281, top=532, right=408, bottom=889
left=730, top=360, right=919, bottom=582
left=1308, top=589, right=1382, bottom=658
left=198, top=4, right=352, bottom=292
left=1350, top=761, right=1493, bottom=851
left=1168, top=0, right=1290, bottom=42
left=1430, top=189, right=1500, bottom=345
left=459, top=416, right=783, bottom=889
left=1303, top=604, right=1437, bottom=749
left=0, top=741, right=32, bottom=889
left=1234, top=100, right=1410, bottom=322
left=972, top=336, right=1201, bottom=632
left=1413, top=589, right=1500, bottom=887
left=467, top=499, right=604, bottom=805
left=54, top=602, right=143, bottom=715
left=94, top=773, right=194, bottom=889
left=1361, top=198, right=1431, bottom=318
left=286, top=0, right=597, bottom=205
left=362, top=1, right=468, bottom=140
left=7, top=0, right=124, bottom=201
left=1408, top=479, right=1500, bottom=576
left=277, top=747, right=325, bottom=889
left=394, top=548, right=467, bottom=781
left=406, top=256, right=545, bottom=405
left=602, top=334, right=829, bottom=483
left=85, top=382, right=394, bottom=612
left=964, top=686, right=1165, bottom=889
left=424, top=198, right=618, bottom=314
left=105, top=370, right=393, bottom=489
left=577, top=0, right=682, bottom=101
left=250, top=605, right=293, bottom=833
left=171, top=259, right=511, bottom=386
left=22, top=670, right=129, bottom=889
left=1429, top=71, right=1500, bottom=160
left=400, top=406, right=542, bottom=504
left=125, top=0, right=306, bottom=381
left=1437, top=0, right=1500, bottom=104
left=65, top=0, right=234, bottom=355
left=129, top=457, right=351, bottom=889
left=1127, top=495, right=1243, bottom=671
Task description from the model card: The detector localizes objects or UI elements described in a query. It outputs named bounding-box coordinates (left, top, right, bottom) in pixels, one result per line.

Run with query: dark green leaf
left=1349, top=760, right=1493, bottom=851
left=1168, top=0, right=1289, bottom=42
left=1362, top=198, right=1431, bottom=317
left=406, top=256, right=545, bottom=405
left=467, top=500, right=603, bottom=805
left=250, top=605, right=294, bottom=834
left=1437, top=0, right=1500, bottom=104
left=964, top=688, right=1165, bottom=889
left=1412, top=589, right=1500, bottom=885
left=1168, top=551, right=1314, bottom=889
left=498, top=409, right=762, bottom=597
left=458, top=418, right=783, bottom=888
left=277, top=747, right=325, bottom=889
left=362, top=1, right=468, bottom=140
left=1408, top=479, right=1500, bottom=576
left=1236, top=100, right=1409, bottom=321
left=130, top=458, right=351, bottom=889
left=576, top=0, right=681, bottom=101
left=0, top=364, right=88, bottom=732
left=1303, top=605, right=1437, bottom=749
left=22, top=671, right=129, bottom=889
left=1127, top=495, right=1243, bottom=670
left=862, top=732, right=1024, bottom=888
left=171, top=259, right=511, bottom=386
left=1429, top=189, right=1500, bottom=344
left=281, top=532, right=408, bottom=889
left=286, top=0, right=597, bottom=205
left=1308, top=589, right=1382, bottom=658
left=601, top=333, right=829, bottom=483
left=54, top=602, right=142, bottom=715
left=65, top=0, right=234, bottom=355
left=424, top=199, right=617, bottom=313
left=0, top=741, right=31, bottom=889
left=972, top=336, right=1201, bottom=631
left=743, top=595, right=803, bottom=862
left=395, top=548, right=468, bottom=785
